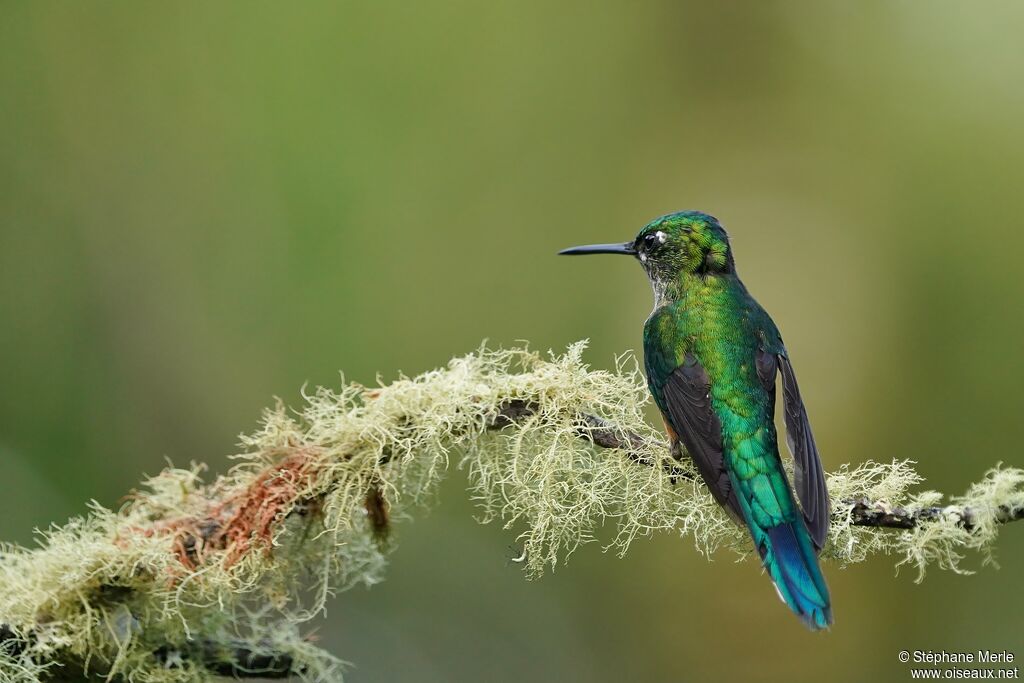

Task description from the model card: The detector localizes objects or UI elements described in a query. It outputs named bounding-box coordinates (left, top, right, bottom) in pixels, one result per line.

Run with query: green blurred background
left=2, top=2, right=1023, bottom=681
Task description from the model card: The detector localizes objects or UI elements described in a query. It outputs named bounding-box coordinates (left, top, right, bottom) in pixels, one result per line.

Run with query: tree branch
left=0, top=626, right=299, bottom=681
left=1, top=343, right=1020, bottom=682
left=490, top=399, right=687, bottom=476
left=497, top=401, right=1024, bottom=532
left=844, top=496, right=1024, bottom=531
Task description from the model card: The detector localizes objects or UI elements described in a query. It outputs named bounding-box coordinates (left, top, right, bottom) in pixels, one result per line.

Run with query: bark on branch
left=491, top=401, right=1024, bottom=532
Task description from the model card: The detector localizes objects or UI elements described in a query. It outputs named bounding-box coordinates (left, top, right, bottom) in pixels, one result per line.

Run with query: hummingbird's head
left=559, top=211, right=734, bottom=286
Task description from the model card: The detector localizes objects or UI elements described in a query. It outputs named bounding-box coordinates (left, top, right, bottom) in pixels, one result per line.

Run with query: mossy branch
left=560, top=405, right=1024, bottom=531
left=1, top=342, right=1022, bottom=682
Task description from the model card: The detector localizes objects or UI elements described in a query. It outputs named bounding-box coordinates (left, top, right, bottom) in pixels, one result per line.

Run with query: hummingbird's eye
left=642, top=234, right=659, bottom=250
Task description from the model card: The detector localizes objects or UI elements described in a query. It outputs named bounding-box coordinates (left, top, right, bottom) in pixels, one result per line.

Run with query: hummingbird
left=560, top=210, right=832, bottom=630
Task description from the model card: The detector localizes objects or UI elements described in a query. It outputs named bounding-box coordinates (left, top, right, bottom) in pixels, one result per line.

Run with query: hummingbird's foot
left=670, top=440, right=683, bottom=462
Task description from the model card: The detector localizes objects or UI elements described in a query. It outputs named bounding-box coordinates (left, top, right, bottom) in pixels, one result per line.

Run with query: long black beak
left=558, top=241, right=636, bottom=256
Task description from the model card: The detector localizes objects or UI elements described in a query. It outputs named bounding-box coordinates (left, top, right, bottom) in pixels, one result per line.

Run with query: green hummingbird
left=560, top=210, right=832, bottom=630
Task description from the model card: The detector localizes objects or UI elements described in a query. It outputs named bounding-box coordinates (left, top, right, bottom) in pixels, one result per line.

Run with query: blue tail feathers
left=762, top=521, right=833, bottom=630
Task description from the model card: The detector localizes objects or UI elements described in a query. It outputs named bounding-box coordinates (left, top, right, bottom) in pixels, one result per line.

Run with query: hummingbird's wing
left=659, top=354, right=743, bottom=522
left=777, top=354, right=830, bottom=550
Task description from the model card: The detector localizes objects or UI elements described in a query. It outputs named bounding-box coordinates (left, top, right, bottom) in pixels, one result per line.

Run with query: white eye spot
left=656, top=231, right=667, bottom=243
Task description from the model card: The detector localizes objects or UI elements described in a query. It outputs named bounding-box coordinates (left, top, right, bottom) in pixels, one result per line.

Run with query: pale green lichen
left=1, top=342, right=1021, bottom=682
left=822, top=459, right=924, bottom=565
left=896, top=466, right=1024, bottom=581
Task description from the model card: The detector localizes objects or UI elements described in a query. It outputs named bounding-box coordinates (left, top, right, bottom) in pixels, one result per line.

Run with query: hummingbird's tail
left=758, top=520, right=832, bottom=630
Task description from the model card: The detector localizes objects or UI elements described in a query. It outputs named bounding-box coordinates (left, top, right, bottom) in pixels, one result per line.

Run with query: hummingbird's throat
left=648, top=270, right=727, bottom=310
left=649, top=275, right=683, bottom=309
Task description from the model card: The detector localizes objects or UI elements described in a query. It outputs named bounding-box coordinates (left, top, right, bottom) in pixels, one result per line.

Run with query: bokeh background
left=3, top=3, right=1024, bottom=681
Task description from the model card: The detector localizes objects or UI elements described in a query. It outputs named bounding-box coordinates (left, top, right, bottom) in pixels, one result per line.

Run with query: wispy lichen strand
left=1, top=342, right=1022, bottom=681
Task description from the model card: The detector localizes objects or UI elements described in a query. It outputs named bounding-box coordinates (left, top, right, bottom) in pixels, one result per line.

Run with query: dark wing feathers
left=660, top=354, right=743, bottom=522
left=657, top=346, right=829, bottom=550
left=755, top=349, right=777, bottom=392
left=778, top=354, right=830, bottom=550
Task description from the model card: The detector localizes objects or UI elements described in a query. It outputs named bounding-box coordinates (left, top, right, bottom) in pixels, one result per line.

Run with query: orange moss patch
left=212, top=451, right=324, bottom=567
left=130, top=451, right=326, bottom=570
